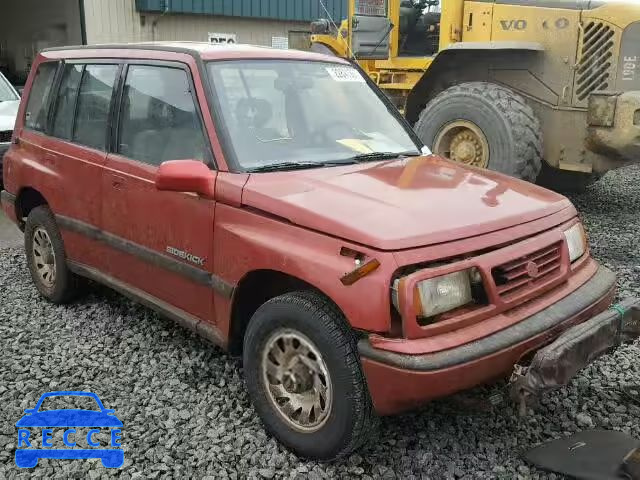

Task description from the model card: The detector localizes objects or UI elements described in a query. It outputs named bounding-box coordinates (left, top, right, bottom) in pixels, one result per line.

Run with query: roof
left=42, top=41, right=348, bottom=64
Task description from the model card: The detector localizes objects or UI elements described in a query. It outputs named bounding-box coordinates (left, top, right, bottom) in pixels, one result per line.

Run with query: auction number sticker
left=326, top=66, right=365, bottom=83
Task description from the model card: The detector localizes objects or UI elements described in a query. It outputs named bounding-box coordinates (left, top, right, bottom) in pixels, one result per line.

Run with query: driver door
left=351, top=0, right=392, bottom=59
left=101, top=62, right=216, bottom=323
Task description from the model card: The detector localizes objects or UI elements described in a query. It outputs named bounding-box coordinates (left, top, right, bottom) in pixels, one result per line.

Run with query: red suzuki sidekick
left=2, top=43, right=638, bottom=460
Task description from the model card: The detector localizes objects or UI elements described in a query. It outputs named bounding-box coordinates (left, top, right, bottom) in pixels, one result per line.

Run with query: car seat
left=235, top=98, right=282, bottom=141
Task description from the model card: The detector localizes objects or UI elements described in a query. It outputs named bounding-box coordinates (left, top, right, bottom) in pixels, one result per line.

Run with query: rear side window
left=51, top=63, right=118, bottom=150
left=117, top=65, right=207, bottom=166
left=74, top=64, right=118, bottom=150
left=52, top=64, right=83, bottom=139
left=24, top=62, right=59, bottom=132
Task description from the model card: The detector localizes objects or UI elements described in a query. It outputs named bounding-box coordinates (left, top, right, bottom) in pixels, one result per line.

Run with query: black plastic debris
left=524, top=430, right=640, bottom=480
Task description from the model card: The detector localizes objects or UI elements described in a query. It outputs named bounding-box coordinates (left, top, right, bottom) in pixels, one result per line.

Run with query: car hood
left=241, top=156, right=574, bottom=250
left=16, top=409, right=123, bottom=427
left=0, top=100, right=19, bottom=132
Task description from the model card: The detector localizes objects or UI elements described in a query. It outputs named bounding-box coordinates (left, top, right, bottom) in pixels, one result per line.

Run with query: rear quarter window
left=74, top=64, right=118, bottom=150
left=51, top=64, right=83, bottom=139
left=24, top=62, right=59, bottom=132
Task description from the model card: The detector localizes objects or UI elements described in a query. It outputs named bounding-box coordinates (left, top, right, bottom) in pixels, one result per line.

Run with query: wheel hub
left=282, top=363, right=314, bottom=394
left=434, top=120, right=490, bottom=168
left=262, top=329, right=332, bottom=432
left=451, top=132, right=482, bottom=163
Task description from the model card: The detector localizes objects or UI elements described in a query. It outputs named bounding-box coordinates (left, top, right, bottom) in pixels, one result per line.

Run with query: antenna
left=319, top=0, right=356, bottom=59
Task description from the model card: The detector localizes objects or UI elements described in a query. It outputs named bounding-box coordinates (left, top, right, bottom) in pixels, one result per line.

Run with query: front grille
left=0, top=130, right=11, bottom=143
left=492, top=242, right=563, bottom=301
left=575, top=21, right=616, bottom=102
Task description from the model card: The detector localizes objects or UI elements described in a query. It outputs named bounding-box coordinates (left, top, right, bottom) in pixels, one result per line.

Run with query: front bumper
left=359, top=265, right=631, bottom=415
left=510, top=296, right=640, bottom=414
left=587, top=91, right=640, bottom=162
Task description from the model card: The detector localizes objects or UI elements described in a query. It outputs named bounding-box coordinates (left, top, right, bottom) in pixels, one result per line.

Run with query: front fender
left=213, top=204, right=398, bottom=334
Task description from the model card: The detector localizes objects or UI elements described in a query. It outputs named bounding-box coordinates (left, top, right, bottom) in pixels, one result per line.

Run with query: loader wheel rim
left=434, top=120, right=490, bottom=168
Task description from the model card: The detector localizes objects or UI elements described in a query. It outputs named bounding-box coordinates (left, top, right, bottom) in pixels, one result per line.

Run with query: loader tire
left=414, top=82, right=543, bottom=182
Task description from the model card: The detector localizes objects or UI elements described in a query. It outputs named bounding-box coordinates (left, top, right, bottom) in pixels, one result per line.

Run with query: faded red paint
left=0, top=43, right=615, bottom=417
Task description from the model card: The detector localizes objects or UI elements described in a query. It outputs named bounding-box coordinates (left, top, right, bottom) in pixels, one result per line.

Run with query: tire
left=243, top=291, right=376, bottom=460
left=414, top=82, right=543, bottom=182
left=24, top=205, right=83, bottom=304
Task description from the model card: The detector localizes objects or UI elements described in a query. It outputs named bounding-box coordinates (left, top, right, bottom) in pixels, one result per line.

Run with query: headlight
left=564, top=223, right=587, bottom=262
left=416, top=270, right=473, bottom=317
left=392, top=268, right=482, bottom=319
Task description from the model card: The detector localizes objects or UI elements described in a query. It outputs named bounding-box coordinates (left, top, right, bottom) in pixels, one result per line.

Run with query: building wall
left=83, top=0, right=310, bottom=47
left=0, top=0, right=82, bottom=82
left=135, top=0, right=347, bottom=23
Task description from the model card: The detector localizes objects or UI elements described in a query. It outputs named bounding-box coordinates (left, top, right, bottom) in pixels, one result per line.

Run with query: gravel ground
left=1, top=165, right=640, bottom=479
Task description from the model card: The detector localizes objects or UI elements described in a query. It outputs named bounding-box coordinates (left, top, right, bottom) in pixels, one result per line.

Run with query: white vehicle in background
left=0, top=71, right=20, bottom=189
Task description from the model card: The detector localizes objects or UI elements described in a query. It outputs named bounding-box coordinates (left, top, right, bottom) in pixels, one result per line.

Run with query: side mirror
left=156, top=160, right=216, bottom=198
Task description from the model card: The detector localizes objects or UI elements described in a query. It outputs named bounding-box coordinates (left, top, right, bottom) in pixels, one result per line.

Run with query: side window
left=118, top=65, right=207, bottom=166
left=73, top=64, right=118, bottom=150
left=51, top=64, right=83, bottom=139
left=24, top=62, right=59, bottom=132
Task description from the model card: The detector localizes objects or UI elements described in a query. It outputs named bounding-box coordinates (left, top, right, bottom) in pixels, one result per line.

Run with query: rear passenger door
left=101, top=62, right=216, bottom=323
left=36, top=61, right=119, bottom=271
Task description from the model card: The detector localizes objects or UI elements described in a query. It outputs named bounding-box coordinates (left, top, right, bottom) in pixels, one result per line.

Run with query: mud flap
left=510, top=298, right=640, bottom=415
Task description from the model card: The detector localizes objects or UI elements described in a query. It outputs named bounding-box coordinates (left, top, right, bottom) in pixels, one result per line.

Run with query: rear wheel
left=243, top=291, right=376, bottom=460
left=24, top=206, right=83, bottom=303
left=414, top=82, right=543, bottom=182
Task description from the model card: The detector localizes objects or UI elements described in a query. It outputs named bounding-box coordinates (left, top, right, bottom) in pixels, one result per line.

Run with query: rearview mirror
left=156, top=160, right=216, bottom=197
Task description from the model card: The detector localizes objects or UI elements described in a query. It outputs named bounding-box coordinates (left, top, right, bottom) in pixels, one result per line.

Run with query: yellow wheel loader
left=311, top=0, right=640, bottom=188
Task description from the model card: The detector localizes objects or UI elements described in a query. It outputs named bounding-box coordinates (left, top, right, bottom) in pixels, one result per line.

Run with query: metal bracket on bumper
left=509, top=297, right=640, bottom=416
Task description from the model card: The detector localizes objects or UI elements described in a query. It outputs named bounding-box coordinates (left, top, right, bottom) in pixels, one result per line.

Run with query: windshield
left=207, top=60, right=421, bottom=171
left=0, top=73, right=18, bottom=102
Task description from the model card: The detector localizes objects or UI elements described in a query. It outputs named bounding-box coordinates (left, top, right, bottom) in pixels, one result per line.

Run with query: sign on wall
left=208, top=33, right=237, bottom=44
left=271, top=36, right=289, bottom=49
left=355, top=0, right=387, bottom=16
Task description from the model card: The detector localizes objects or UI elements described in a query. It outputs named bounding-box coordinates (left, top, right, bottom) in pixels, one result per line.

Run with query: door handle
left=111, top=175, right=126, bottom=189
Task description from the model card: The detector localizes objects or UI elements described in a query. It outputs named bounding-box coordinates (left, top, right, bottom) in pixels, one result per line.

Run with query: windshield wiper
left=348, top=151, right=421, bottom=163
left=248, top=161, right=324, bottom=173
left=248, top=152, right=422, bottom=172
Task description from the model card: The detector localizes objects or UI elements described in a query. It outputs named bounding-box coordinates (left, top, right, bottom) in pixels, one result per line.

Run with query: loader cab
left=398, top=0, right=441, bottom=56
left=350, top=0, right=442, bottom=59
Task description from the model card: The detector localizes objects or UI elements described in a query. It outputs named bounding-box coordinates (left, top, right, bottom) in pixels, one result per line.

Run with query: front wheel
left=243, top=291, right=376, bottom=460
left=414, top=82, right=543, bottom=182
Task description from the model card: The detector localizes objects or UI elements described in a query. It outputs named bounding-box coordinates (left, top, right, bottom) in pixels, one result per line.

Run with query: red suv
left=2, top=43, right=638, bottom=460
